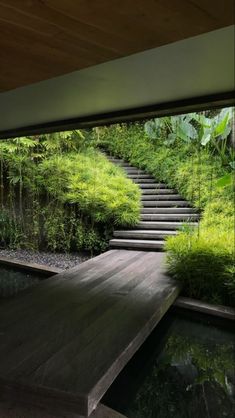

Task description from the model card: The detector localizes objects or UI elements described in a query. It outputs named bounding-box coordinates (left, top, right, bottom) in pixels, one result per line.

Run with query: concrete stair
left=137, top=221, right=198, bottom=230
left=105, top=154, right=199, bottom=251
left=114, top=230, right=177, bottom=239
left=142, top=200, right=190, bottom=207
left=109, top=239, right=165, bottom=250
left=140, top=213, right=199, bottom=221
left=141, top=207, right=197, bottom=214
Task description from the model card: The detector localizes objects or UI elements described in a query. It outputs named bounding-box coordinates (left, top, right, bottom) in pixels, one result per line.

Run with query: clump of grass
left=0, top=136, right=141, bottom=253
left=39, top=149, right=141, bottom=226
left=166, top=197, right=234, bottom=306
left=166, top=227, right=234, bottom=306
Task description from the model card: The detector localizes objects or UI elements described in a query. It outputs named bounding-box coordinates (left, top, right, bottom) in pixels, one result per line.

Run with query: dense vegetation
left=99, top=109, right=234, bottom=306
left=0, top=108, right=234, bottom=307
left=0, top=132, right=140, bottom=254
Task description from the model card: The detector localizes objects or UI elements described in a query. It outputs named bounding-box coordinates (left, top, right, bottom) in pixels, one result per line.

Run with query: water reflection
left=104, top=312, right=235, bottom=418
left=0, top=267, right=41, bottom=297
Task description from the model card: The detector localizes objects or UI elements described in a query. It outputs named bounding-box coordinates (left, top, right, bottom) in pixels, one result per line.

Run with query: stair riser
left=124, top=169, right=146, bottom=174
left=137, top=222, right=197, bottom=230
left=141, top=215, right=199, bottom=221
left=107, top=159, right=125, bottom=163
left=113, top=232, right=176, bottom=240
left=132, top=179, right=160, bottom=184
left=109, top=242, right=164, bottom=250
left=140, top=185, right=174, bottom=190
left=142, top=201, right=190, bottom=207
left=141, top=208, right=197, bottom=214
left=141, top=195, right=182, bottom=200
left=128, top=175, right=155, bottom=179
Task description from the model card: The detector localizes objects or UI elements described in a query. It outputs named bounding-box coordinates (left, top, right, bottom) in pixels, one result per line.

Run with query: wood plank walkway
left=0, top=250, right=180, bottom=417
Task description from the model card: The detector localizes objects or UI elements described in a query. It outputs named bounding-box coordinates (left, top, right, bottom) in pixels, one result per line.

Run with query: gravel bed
left=0, top=249, right=92, bottom=270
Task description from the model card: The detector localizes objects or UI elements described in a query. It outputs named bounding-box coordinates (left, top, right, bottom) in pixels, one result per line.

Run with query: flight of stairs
left=106, top=155, right=199, bottom=251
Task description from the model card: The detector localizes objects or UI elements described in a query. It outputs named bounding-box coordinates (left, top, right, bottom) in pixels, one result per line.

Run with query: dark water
left=0, top=266, right=44, bottom=298
left=103, top=309, right=235, bottom=418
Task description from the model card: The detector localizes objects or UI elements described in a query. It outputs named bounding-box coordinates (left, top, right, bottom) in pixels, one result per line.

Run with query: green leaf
left=144, top=121, right=157, bottom=139
left=216, top=173, right=233, bottom=188
left=166, top=133, right=177, bottom=144
left=214, top=108, right=232, bottom=137
left=201, top=134, right=211, bottom=146
left=229, top=161, right=235, bottom=170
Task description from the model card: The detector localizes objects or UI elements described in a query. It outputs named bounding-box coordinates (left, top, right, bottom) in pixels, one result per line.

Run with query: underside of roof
left=0, top=1, right=234, bottom=137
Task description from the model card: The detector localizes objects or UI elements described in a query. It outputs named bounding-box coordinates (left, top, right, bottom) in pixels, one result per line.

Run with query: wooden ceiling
left=0, top=0, right=234, bottom=92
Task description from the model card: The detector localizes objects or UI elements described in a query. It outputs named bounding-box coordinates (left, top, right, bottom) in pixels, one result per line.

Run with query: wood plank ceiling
left=0, top=0, right=234, bottom=92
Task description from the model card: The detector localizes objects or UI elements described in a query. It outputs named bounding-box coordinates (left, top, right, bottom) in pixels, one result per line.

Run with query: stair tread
left=109, top=239, right=165, bottom=247
left=142, top=200, right=190, bottom=206
left=114, top=229, right=177, bottom=234
left=141, top=208, right=197, bottom=213
left=141, top=214, right=199, bottom=218
left=141, top=194, right=182, bottom=199
left=124, top=168, right=145, bottom=171
left=128, top=174, right=155, bottom=178
left=135, top=182, right=166, bottom=186
left=139, top=220, right=197, bottom=224
left=139, top=185, right=172, bottom=189
left=113, top=230, right=177, bottom=239
left=137, top=221, right=198, bottom=230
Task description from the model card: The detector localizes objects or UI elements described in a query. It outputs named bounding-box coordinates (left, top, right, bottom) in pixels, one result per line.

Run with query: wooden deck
left=0, top=250, right=180, bottom=417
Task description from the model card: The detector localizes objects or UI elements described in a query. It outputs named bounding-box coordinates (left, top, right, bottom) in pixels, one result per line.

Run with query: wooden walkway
left=0, top=250, right=180, bottom=417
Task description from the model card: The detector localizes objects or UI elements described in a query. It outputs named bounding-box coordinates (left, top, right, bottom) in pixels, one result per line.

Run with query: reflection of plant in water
left=166, top=335, right=234, bottom=391
left=128, top=332, right=234, bottom=418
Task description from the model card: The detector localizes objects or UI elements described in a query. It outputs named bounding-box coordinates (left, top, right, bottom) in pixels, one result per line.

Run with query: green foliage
left=0, top=132, right=140, bottom=253
left=144, top=108, right=234, bottom=165
left=38, top=149, right=140, bottom=226
left=99, top=113, right=234, bottom=306
left=165, top=228, right=234, bottom=305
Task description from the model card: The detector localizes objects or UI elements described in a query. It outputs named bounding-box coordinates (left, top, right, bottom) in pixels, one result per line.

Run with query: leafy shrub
left=0, top=135, right=140, bottom=253
left=166, top=227, right=234, bottom=306
left=38, top=149, right=140, bottom=226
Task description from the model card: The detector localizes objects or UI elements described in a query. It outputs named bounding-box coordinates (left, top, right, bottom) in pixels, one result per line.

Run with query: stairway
left=106, top=155, right=199, bottom=251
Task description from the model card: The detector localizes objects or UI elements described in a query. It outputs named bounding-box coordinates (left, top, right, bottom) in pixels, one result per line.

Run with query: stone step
left=141, top=213, right=199, bottom=221
left=142, top=200, right=190, bottom=207
left=123, top=168, right=146, bottom=174
left=128, top=174, right=155, bottom=179
left=109, top=238, right=165, bottom=250
left=137, top=221, right=198, bottom=230
left=141, top=189, right=177, bottom=194
left=141, top=207, right=197, bottom=214
left=132, top=178, right=162, bottom=184
left=115, top=162, right=131, bottom=167
left=141, top=194, right=182, bottom=200
left=113, top=230, right=177, bottom=240
left=107, top=158, right=135, bottom=168
left=107, top=157, right=125, bottom=163
left=140, top=184, right=171, bottom=190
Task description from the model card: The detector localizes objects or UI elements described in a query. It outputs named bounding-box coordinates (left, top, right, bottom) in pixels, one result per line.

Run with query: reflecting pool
left=0, top=266, right=44, bottom=298
left=103, top=309, right=235, bottom=418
